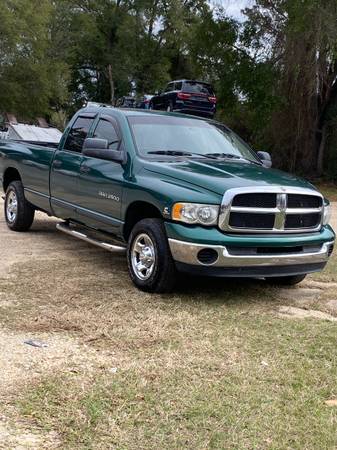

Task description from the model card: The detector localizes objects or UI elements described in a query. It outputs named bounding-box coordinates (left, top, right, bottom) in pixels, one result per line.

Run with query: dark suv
left=150, top=80, right=216, bottom=118
left=115, top=96, right=136, bottom=108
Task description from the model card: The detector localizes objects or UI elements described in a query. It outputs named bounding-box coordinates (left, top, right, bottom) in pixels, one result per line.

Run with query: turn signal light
left=172, top=203, right=184, bottom=220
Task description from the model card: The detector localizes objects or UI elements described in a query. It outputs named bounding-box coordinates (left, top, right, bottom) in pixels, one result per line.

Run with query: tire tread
left=127, top=218, right=177, bottom=293
left=5, top=181, right=35, bottom=232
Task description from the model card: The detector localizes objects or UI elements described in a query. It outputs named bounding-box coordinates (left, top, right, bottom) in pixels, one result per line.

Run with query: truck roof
left=79, top=105, right=211, bottom=121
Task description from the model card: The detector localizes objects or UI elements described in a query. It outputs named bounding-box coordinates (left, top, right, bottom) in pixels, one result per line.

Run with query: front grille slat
left=285, top=213, right=321, bottom=229
left=288, top=194, right=322, bottom=209
left=220, top=189, right=323, bottom=234
left=229, top=212, right=275, bottom=229
left=232, top=193, right=277, bottom=208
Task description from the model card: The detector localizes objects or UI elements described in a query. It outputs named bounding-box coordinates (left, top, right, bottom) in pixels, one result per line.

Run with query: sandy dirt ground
left=0, top=203, right=123, bottom=448
left=0, top=198, right=336, bottom=449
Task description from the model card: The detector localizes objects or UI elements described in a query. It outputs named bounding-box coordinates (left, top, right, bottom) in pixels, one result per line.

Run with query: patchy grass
left=11, top=256, right=337, bottom=449
left=0, top=201, right=336, bottom=449
left=19, top=315, right=337, bottom=449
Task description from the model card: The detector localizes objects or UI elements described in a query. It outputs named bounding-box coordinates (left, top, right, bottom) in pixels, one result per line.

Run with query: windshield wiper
left=205, top=152, right=262, bottom=166
left=147, top=150, right=219, bottom=160
left=146, top=150, right=262, bottom=165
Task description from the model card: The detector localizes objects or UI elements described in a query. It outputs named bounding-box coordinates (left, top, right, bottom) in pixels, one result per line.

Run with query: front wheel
left=266, top=274, right=307, bottom=286
left=127, top=218, right=177, bottom=293
left=4, top=181, right=35, bottom=231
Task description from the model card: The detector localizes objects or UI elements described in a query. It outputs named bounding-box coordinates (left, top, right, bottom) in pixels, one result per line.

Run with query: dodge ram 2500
left=0, top=106, right=335, bottom=292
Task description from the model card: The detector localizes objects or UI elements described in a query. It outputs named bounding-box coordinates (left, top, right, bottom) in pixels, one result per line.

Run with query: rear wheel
left=127, top=218, right=177, bottom=293
left=266, top=274, right=307, bottom=286
left=166, top=101, right=174, bottom=112
left=4, top=181, right=35, bottom=231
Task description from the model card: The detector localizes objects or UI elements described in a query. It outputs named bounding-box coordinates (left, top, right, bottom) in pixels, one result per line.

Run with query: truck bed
left=10, top=139, right=59, bottom=149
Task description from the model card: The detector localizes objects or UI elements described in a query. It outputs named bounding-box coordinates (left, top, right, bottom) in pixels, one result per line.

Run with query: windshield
left=128, top=115, right=260, bottom=164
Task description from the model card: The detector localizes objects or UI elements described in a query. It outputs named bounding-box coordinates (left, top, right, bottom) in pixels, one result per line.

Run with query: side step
left=56, top=222, right=126, bottom=254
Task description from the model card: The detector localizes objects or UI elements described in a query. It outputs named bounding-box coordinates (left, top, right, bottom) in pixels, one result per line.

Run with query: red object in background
left=208, top=96, right=217, bottom=104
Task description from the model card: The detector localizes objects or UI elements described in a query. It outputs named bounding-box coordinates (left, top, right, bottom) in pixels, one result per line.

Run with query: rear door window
left=64, top=116, right=95, bottom=153
left=182, top=82, right=214, bottom=95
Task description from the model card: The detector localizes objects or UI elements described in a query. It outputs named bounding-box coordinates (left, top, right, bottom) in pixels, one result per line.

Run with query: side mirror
left=257, top=151, right=272, bottom=168
left=83, top=138, right=125, bottom=164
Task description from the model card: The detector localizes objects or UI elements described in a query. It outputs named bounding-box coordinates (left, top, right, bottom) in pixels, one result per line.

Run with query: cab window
left=64, top=116, right=94, bottom=153
left=93, top=118, right=120, bottom=150
left=164, top=83, right=174, bottom=93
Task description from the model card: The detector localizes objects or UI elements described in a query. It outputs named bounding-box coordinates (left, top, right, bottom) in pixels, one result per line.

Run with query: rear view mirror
left=257, top=151, right=272, bottom=168
left=83, top=138, right=125, bottom=164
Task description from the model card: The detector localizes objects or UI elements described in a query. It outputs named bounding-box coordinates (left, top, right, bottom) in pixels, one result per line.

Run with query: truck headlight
left=323, top=202, right=332, bottom=225
left=172, top=203, right=219, bottom=226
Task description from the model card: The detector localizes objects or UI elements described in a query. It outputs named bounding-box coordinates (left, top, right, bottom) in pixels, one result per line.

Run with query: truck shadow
left=28, top=218, right=281, bottom=302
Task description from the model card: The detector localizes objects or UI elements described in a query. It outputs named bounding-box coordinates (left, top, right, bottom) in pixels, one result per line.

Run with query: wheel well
left=3, top=168, right=21, bottom=192
left=123, top=202, right=163, bottom=240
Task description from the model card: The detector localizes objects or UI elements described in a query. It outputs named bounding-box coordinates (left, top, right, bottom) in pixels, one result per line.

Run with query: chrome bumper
left=168, top=239, right=334, bottom=267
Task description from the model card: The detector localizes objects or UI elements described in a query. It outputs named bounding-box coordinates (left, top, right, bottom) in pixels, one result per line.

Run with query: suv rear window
left=182, top=82, right=214, bottom=95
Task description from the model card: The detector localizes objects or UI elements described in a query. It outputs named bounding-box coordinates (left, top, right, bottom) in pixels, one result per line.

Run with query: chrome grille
left=219, top=187, right=324, bottom=234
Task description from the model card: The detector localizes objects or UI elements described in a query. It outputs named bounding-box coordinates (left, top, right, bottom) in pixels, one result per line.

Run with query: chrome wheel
left=6, top=190, right=18, bottom=223
left=131, top=233, right=156, bottom=281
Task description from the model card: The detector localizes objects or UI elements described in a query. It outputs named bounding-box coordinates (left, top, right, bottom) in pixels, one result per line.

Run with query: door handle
left=53, top=159, right=62, bottom=168
left=80, top=165, right=90, bottom=174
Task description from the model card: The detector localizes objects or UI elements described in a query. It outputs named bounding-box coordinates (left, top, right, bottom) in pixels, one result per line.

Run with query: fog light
left=197, top=248, right=218, bottom=265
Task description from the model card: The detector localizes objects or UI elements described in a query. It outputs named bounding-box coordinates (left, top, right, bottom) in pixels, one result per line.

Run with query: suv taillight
left=177, top=92, right=191, bottom=100
left=208, top=96, right=217, bottom=104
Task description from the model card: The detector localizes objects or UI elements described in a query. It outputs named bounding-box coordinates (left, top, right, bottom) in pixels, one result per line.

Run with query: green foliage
left=0, top=0, right=70, bottom=119
left=1, top=0, right=337, bottom=179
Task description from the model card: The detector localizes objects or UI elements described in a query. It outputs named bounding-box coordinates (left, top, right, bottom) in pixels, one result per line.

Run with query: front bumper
left=166, top=223, right=335, bottom=278
left=169, top=239, right=334, bottom=268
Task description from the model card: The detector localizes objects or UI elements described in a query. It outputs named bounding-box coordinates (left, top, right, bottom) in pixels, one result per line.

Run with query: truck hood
left=144, top=159, right=317, bottom=196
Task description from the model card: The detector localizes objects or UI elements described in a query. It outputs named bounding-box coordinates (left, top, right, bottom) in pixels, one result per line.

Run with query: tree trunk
left=317, top=122, right=328, bottom=176
left=107, top=64, right=114, bottom=105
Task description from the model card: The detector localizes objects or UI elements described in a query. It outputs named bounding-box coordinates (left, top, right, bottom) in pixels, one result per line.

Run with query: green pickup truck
left=0, top=106, right=335, bottom=292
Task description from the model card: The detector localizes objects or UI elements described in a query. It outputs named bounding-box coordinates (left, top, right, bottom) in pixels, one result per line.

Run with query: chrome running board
left=56, top=222, right=126, bottom=253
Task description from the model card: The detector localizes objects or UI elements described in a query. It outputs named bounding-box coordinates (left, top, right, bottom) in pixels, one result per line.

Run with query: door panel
left=75, top=115, right=125, bottom=234
left=50, top=115, right=95, bottom=219
left=50, top=150, right=83, bottom=219
left=76, top=157, right=124, bottom=234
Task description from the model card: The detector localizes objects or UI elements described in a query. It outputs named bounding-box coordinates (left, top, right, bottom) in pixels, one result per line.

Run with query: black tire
left=266, top=274, right=307, bottom=286
left=127, top=218, right=177, bottom=293
left=4, top=181, right=35, bottom=231
left=166, top=101, right=174, bottom=112
left=149, top=102, right=154, bottom=110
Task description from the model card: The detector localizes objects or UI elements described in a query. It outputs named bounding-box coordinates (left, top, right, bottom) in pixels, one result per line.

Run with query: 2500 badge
left=98, top=191, right=120, bottom=202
